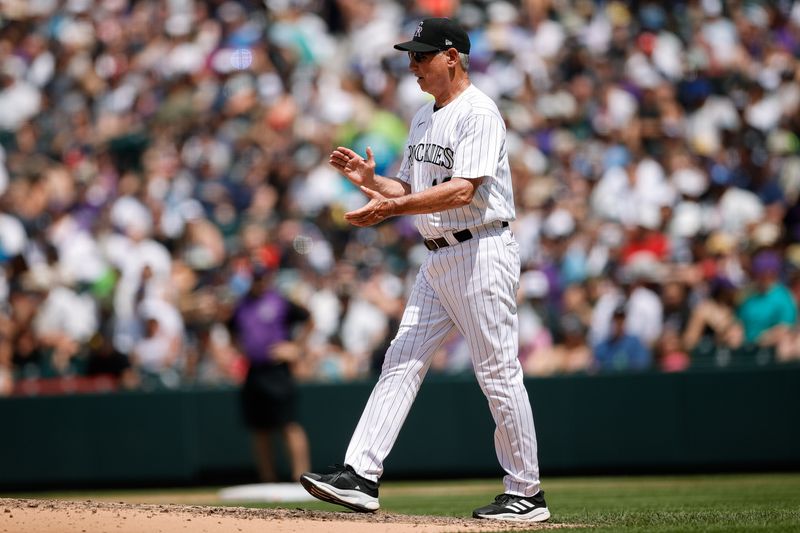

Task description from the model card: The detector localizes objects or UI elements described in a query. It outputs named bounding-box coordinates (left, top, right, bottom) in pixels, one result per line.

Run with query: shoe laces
left=326, top=463, right=349, bottom=481
left=494, top=493, right=517, bottom=505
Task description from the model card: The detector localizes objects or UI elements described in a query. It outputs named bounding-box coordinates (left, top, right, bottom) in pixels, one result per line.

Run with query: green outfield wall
left=1, top=366, right=799, bottom=489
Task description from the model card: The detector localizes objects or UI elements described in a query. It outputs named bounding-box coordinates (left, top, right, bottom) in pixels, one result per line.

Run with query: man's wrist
left=384, top=198, right=399, bottom=218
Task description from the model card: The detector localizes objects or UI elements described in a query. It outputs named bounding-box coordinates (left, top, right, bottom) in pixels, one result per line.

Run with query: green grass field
left=260, top=473, right=800, bottom=532
left=9, top=473, right=800, bottom=532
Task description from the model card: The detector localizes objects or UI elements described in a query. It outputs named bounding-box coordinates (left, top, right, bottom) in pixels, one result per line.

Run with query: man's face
left=407, top=49, right=454, bottom=94
left=755, top=270, right=777, bottom=292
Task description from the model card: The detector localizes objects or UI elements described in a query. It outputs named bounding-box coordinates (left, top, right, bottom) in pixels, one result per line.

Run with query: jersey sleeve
left=396, top=107, right=427, bottom=184
left=396, top=142, right=412, bottom=184
left=451, top=111, right=504, bottom=180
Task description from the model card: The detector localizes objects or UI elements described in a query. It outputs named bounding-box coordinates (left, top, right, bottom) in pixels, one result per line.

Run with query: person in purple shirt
left=229, top=265, right=312, bottom=483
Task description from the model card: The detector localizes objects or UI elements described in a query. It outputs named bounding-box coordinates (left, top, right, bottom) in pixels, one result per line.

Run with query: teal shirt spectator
left=737, top=283, right=798, bottom=343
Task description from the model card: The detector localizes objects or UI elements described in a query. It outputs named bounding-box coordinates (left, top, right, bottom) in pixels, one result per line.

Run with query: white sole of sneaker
left=475, top=507, right=551, bottom=522
left=299, top=475, right=380, bottom=512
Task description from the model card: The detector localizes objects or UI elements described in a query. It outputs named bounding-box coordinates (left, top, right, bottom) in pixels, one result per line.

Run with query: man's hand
left=329, top=146, right=377, bottom=189
left=344, top=187, right=396, bottom=227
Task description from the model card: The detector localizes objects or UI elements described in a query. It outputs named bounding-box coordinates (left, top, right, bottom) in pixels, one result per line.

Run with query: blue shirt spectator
left=593, top=308, right=652, bottom=372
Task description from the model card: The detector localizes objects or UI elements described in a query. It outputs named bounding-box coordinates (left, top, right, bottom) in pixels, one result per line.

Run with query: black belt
left=424, top=221, right=508, bottom=251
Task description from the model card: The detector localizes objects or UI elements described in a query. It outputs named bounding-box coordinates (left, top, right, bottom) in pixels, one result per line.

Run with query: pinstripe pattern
left=345, top=229, right=541, bottom=495
left=397, top=85, right=516, bottom=239
left=344, top=84, right=541, bottom=498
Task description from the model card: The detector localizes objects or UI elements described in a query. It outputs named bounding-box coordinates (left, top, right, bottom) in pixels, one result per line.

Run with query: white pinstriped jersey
left=396, top=84, right=516, bottom=239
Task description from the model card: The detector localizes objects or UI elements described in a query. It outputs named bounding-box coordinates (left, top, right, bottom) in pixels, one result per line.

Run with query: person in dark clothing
left=228, top=265, right=312, bottom=482
left=86, top=331, right=137, bottom=388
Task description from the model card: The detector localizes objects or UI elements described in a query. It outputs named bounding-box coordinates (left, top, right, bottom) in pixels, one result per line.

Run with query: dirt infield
left=1, top=498, right=575, bottom=533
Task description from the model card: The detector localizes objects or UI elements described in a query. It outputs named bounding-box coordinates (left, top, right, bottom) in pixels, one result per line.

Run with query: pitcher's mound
left=1, top=497, right=578, bottom=533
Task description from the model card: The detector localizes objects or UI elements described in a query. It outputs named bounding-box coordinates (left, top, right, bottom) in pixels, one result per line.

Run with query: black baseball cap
left=394, top=18, right=471, bottom=55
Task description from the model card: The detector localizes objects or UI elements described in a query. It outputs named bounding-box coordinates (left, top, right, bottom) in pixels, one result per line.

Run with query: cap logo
left=394, top=18, right=471, bottom=55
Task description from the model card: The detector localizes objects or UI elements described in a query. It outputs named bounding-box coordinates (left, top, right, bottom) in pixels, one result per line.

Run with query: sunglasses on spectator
left=408, top=50, right=447, bottom=63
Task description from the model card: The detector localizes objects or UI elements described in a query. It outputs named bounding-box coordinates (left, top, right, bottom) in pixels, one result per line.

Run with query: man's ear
left=445, top=48, right=459, bottom=66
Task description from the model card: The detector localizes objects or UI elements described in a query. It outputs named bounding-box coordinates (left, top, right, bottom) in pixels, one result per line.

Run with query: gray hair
left=459, top=53, right=470, bottom=71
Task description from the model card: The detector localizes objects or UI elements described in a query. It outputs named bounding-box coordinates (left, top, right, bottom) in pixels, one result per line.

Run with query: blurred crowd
left=1, top=0, right=800, bottom=396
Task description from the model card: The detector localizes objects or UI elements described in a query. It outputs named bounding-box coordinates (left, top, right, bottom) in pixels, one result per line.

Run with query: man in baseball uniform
left=300, top=17, right=550, bottom=522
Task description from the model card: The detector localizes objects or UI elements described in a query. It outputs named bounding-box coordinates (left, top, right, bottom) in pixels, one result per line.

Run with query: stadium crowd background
left=0, top=0, right=799, bottom=395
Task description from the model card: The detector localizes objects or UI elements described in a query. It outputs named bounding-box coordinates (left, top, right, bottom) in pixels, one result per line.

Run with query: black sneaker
left=299, top=464, right=379, bottom=512
left=472, top=491, right=550, bottom=522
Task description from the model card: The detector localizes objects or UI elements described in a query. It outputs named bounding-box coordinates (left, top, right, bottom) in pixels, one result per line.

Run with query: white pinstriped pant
left=345, top=226, right=542, bottom=497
